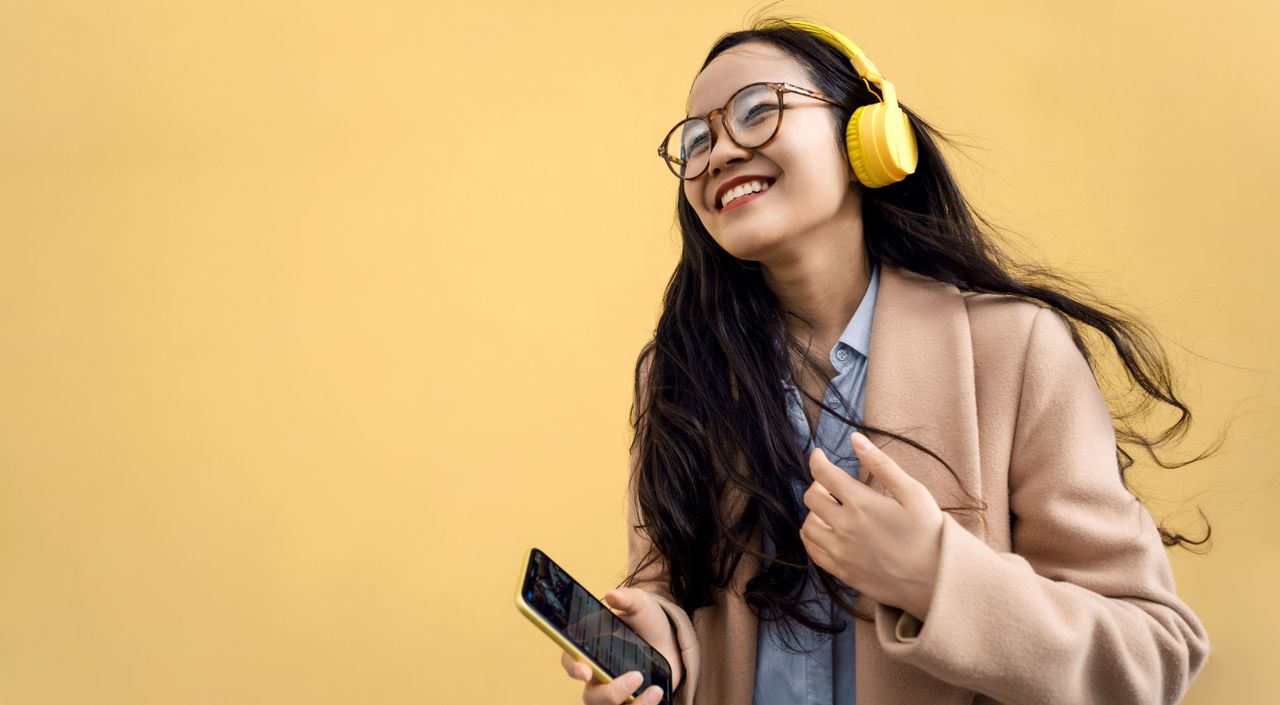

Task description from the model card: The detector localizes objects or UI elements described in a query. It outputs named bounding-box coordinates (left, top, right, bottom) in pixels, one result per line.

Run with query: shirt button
left=836, top=349, right=849, bottom=361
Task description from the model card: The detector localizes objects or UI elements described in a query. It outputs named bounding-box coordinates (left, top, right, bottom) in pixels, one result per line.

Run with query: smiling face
left=682, top=41, right=861, bottom=263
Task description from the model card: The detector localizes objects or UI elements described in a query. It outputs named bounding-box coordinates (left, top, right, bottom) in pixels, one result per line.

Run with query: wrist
left=905, top=516, right=944, bottom=621
left=904, top=586, right=932, bottom=621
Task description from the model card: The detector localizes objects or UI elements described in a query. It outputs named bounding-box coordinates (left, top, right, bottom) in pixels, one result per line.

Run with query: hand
left=799, top=431, right=945, bottom=620
left=559, top=587, right=675, bottom=704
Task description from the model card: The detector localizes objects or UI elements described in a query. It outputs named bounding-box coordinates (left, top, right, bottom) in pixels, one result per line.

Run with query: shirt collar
left=835, top=257, right=880, bottom=360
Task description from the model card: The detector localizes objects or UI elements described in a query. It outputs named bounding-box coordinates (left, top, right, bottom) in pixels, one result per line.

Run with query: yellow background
left=2, top=1, right=1277, bottom=703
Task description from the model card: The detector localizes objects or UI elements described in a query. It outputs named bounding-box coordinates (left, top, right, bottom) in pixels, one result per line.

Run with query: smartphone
left=515, top=547, right=672, bottom=704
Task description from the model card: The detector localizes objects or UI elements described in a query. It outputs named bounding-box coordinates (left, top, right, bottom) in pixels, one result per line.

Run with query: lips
left=720, top=186, right=770, bottom=213
left=714, top=175, right=776, bottom=211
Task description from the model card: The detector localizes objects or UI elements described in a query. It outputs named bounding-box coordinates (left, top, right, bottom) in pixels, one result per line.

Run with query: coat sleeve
left=622, top=352, right=700, bottom=705
left=871, top=305, right=1211, bottom=705
left=625, top=473, right=700, bottom=705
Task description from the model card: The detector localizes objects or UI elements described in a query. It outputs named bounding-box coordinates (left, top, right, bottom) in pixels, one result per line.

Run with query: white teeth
left=720, top=179, right=771, bottom=209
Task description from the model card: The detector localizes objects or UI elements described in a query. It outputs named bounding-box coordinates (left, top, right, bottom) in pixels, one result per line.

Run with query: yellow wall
left=2, top=1, right=1276, bottom=703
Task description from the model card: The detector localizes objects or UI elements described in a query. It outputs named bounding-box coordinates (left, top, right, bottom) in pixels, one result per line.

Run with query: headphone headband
left=759, top=18, right=918, bottom=188
left=760, top=19, right=898, bottom=108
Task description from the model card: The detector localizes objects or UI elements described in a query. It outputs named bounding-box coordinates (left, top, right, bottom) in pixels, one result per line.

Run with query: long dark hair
left=620, top=14, right=1217, bottom=653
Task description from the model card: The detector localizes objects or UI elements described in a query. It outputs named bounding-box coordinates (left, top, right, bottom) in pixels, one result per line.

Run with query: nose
left=706, top=113, right=752, bottom=179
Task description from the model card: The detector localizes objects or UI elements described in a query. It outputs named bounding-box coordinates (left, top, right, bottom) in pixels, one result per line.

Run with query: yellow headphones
left=761, top=19, right=918, bottom=188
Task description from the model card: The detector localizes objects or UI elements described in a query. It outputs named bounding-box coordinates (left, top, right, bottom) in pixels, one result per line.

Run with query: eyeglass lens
left=664, top=84, right=781, bottom=179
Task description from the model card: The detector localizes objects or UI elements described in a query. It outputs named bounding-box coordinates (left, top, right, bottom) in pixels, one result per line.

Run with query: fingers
left=800, top=519, right=834, bottom=559
left=849, top=431, right=926, bottom=509
left=626, top=683, right=666, bottom=705
left=808, top=448, right=875, bottom=505
left=562, top=651, right=591, bottom=681
left=561, top=589, right=667, bottom=704
left=588, top=671, right=663, bottom=705
left=603, top=589, right=628, bottom=612
left=561, top=668, right=661, bottom=705
left=805, top=450, right=879, bottom=529
left=606, top=587, right=649, bottom=616
left=563, top=651, right=666, bottom=704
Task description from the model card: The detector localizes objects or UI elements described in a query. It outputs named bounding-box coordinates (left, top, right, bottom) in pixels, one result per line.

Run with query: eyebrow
left=685, top=80, right=773, bottom=119
left=685, top=88, right=726, bottom=119
left=685, top=98, right=717, bottom=120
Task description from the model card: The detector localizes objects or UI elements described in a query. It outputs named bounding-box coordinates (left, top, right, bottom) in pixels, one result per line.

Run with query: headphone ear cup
left=846, top=103, right=919, bottom=188
left=883, top=105, right=919, bottom=180
left=845, top=108, right=874, bottom=188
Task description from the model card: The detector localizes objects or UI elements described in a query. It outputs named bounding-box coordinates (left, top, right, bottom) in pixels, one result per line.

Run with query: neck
left=761, top=216, right=872, bottom=346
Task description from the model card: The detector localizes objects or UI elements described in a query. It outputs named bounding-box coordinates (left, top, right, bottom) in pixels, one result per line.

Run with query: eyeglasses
left=657, top=81, right=842, bottom=180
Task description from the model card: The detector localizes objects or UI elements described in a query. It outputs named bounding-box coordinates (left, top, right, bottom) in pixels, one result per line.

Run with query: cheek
left=682, top=182, right=703, bottom=211
left=684, top=185, right=718, bottom=230
left=770, top=125, right=851, bottom=197
left=779, top=159, right=852, bottom=215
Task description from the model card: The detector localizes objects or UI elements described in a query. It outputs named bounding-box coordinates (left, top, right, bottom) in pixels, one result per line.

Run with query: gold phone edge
left=514, top=546, right=637, bottom=703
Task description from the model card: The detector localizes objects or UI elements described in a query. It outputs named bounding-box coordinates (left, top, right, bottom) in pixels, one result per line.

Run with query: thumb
left=604, top=588, right=631, bottom=611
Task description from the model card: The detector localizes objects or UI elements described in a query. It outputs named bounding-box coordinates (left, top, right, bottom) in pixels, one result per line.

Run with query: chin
left=713, top=225, right=786, bottom=262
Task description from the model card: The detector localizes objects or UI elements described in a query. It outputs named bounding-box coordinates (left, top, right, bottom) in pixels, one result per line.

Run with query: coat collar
left=709, top=262, right=986, bottom=705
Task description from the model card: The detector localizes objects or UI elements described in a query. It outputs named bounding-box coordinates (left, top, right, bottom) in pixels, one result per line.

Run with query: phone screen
left=520, top=547, right=672, bottom=701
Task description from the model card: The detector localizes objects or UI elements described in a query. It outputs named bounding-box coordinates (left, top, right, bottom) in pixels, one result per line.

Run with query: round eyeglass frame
left=656, top=81, right=843, bottom=181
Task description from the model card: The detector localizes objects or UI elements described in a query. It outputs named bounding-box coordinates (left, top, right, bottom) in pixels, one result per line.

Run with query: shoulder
left=885, top=264, right=1052, bottom=341
left=881, top=263, right=1081, bottom=364
left=961, top=290, right=1078, bottom=354
left=961, top=290, right=1042, bottom=337
left=959, top=290, right=1091, bottom=393
left=960, top=296, right=1102, bottom=439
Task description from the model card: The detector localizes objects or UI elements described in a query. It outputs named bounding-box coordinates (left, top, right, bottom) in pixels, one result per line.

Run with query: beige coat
left=625, top=263, right=1210, bottom=705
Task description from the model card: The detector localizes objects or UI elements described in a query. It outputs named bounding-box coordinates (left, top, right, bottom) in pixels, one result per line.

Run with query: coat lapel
left=853, top=263, right=986, bottom=705
left=707, top=263, right=986, bottom=705
left=862, top=264, right=986, bottom=541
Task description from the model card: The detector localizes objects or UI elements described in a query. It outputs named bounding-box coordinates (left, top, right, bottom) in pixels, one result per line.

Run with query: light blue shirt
left=753, top=258, right=879, bottom=705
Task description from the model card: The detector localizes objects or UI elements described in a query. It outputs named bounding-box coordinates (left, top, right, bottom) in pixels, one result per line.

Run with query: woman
left=561, top=16, right=1211, bottom=705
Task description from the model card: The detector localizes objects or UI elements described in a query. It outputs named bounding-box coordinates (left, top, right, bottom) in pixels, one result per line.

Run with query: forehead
left=686, top=42, right=810, bottom=117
